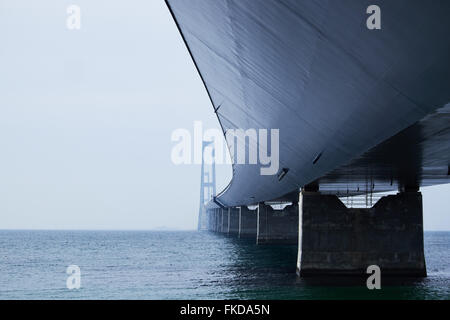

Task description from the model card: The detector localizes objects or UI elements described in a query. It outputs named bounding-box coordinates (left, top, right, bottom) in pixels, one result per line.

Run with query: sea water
left=0, top=230, right=449, bottom=299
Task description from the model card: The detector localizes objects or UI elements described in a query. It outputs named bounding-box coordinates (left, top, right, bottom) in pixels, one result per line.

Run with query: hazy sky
left=0, top=0, right=448, bottom=230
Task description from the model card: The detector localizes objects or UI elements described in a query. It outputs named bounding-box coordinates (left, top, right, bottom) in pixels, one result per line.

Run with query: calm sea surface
left=0, top=230, right=449, bottom=299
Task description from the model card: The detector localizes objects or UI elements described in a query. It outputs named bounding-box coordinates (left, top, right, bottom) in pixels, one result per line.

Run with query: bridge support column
left=297, top=191, right=426, bottom=277
left=217, top=208, right=222, bottom=232
left=206, top=209, right=213, bottom=231
left=257, top=198, right=299, bottom=245
left=221, top=208, right=229, bottom=233
left=239, top=206, right=257, bottom=238
left=228, top=208, right=239, bottom=235
left=210, top=209, right=217, bottom=232
left=213, top=209, right=218, bottom=232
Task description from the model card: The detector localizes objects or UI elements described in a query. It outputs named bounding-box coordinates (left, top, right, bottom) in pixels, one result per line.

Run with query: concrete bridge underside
left=167, top=0, right=447, bottom=278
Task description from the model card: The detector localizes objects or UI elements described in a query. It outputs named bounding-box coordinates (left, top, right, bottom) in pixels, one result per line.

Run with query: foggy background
left=0, top=0, right=448, bottom=230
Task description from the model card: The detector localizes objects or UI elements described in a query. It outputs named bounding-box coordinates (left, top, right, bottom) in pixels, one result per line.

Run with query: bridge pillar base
left=207, top=209, right=213, bottom=231
left=239, top=206, right=257, bottom=238
left=212, top=209, right=216, bottom=232
left=220, top=208, right=229, bottom=233
left=215, top=209, right=221, bottom=232
left=257, top=198, right=299, bottom=245
left=228, top=208, right=239, bottom=235
left=297, top=191, right=426, bottom=277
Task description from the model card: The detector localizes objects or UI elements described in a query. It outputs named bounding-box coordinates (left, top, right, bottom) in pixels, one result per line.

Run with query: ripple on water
left=0, top=230, right=449, bottom=299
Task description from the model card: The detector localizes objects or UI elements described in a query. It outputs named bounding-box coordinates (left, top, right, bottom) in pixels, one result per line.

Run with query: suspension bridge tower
left=197, top=141, right=216, bottom=231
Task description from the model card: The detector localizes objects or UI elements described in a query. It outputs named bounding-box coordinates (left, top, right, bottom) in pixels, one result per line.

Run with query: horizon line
left=0, top=228, right=449, bottom=232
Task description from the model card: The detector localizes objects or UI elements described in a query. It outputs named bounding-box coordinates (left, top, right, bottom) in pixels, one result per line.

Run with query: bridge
left=167, top=0, right=450, bottom=277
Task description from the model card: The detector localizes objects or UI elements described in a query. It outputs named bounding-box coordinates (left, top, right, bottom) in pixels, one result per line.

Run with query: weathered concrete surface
left=168, top=0, right=450, bottom=208
left=257, top=201, right=299, bottom=245
left=221, top=208, right=229, bottom=233
left=297, top=191, right=426, bottom=277
left=209, top=209, right=217, bottom=232
left=215, top=208, right=221, bottom=232
left=228, top=207, right=239, bottom=235
left=207, top=209, right=212, bottom=231
left=212, top=209, right=216, bottom=232
left=239, top=206, right=257, bottom=238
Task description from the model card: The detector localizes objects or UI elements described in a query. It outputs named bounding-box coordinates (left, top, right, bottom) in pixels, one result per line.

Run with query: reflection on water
left=0, top=231, right=449, bottom=299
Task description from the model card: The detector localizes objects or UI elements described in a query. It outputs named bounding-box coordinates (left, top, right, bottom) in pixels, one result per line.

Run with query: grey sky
left=0, top=0, right=448, bottom=230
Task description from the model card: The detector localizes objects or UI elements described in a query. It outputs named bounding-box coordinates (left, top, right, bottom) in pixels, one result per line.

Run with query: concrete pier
left=216, top=208, right=221, bottom=232
left=207, top=209, right=213, bottom=231
left=212, top=209, right=218, bottom=232
left=221, top=208, right=229, bottom=233
left=217, top=208, right=222, bottom=232
left=208, top=209, right=213, bottom=231
left=257, top=199, right=299, bottom=245
left=212, top=209, right=217, bottom=232
left=239, top=206, right=257, bottom=238
left=297, top=191, right=426, bottom=277
left=228, top=207, right=239, bottom=235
